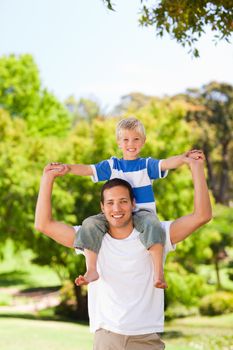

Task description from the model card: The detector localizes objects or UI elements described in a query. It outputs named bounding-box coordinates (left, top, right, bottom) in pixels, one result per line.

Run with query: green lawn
left=0, top=314, right=232, bottom=350
left=1, top=243, right=232, bottom=349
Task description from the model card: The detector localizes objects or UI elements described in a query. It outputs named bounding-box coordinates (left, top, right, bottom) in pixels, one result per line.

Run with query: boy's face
left=117, top=129, right=146, bottom=160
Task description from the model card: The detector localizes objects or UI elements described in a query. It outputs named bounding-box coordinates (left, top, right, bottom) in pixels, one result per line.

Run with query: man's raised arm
left=35, top=164, right=76, bottom=248
left=170, top=153, right=212, bottom=244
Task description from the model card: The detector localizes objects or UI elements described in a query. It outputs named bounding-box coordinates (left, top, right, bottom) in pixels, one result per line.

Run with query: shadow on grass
left=16, top=285, right=61, bottom=296
left=0, top=270, right=30, bottom=287
left=162, top=330, right=184, bottom=339
left=0, top=311, right=89, bottom=326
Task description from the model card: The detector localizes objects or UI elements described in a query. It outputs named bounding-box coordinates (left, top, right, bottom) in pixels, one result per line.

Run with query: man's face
left=101, top=185, right=135, bottom=233
left=117, top=129, right=146, bottom=160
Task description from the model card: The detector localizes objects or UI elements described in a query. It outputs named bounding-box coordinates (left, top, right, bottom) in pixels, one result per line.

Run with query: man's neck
left=108, top=225, right=134, bottom=240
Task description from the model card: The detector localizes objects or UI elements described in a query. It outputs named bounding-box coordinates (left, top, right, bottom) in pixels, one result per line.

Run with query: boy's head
left=116, top=117, right=146, bottom=160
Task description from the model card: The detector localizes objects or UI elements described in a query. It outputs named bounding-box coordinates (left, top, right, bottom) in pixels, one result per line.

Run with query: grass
left=0, top=240, right=61, bottom=290
left=0, top=317, right=93, bottom=350
left=0, top=313, right=232, bottom=350
left=1, top=243, right=232, bottom=349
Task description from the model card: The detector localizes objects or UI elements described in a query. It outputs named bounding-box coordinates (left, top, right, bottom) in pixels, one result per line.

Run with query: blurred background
left=0, top=1, right=233, bottom=349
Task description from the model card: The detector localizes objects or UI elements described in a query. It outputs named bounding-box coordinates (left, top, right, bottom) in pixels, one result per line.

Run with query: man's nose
left=112, top=202, right=121, bottom=211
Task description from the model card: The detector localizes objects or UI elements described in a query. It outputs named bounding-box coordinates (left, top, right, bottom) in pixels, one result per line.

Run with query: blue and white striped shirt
left=91, top=157, right=167, bottom=212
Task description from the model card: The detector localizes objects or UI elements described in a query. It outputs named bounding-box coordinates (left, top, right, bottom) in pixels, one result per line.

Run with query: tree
left=65, top=96, right=101, bottom=127
left=180, top=81, right=233, bottom=205
left=0, top=54, right=71, bottom=137
left=102, top=0, right=233, bottom=56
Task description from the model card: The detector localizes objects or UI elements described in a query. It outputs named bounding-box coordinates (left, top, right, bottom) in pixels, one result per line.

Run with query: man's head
left=116, top=117, right=146, bottom=160
left=100, top=178, right=135, bottom=235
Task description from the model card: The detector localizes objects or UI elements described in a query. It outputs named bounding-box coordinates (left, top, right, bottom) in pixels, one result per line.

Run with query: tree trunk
left=214, top=258, right=221, bottom=290
left=217, top=140, right=229, bottom=204
left=74, top=284, right=89, bottom=320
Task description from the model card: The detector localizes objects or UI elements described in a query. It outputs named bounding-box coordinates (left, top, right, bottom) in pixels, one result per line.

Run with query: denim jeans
left=74, top=210, right=165, bottom=253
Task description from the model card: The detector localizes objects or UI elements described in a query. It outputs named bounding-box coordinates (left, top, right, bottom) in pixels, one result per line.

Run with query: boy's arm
left=160, top=150, right=202, bottom=171
left=67, top=164, right=93, bottom=176
left=170, top=154, right=212, bottom=245
left=35, top=164, right=76, bottom=248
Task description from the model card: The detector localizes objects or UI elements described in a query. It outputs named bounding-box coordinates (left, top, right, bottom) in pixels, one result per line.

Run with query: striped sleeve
left=91, top=159, right=112, bottom=182
left=147, top=158, right=168, bottom=179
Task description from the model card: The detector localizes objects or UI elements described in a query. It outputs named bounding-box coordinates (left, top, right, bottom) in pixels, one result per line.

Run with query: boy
left=53, top=117, right=194, bottom=288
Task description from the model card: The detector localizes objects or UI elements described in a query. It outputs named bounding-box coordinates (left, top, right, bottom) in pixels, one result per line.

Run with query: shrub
left=165, top=303, right=198, bottom=321
left=199, top=291, right=233, bottom=316
left=165, top=266, right=214, bottom=308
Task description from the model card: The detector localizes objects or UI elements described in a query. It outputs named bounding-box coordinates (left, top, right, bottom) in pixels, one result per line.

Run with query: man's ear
left=100, top=202, right=104, bottom=213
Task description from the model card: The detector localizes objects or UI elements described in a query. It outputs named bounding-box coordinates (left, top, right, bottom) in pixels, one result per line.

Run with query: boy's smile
left=117, top=129, right=146, bottom=160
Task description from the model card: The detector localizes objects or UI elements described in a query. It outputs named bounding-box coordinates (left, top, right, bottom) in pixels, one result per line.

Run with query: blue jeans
left=74, top=210, right=165, bottom=253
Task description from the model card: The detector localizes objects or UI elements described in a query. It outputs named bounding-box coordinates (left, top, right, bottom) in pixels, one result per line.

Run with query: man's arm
left=170, top=154, right=212, bottom=245
left=35, top=164, right=76, bottom=248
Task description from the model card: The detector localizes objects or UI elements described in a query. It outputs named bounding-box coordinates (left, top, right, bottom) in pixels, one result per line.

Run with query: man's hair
left=101, top=178, right=135, bottom=204
left=116, top=117, right=146, bottom=139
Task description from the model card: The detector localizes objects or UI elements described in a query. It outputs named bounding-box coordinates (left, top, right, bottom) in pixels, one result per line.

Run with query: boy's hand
left=43, top=163, right=70, bottom=178
left=186, top=149, right=205, bottom=160
left=184, top=150, right=205, bottom=167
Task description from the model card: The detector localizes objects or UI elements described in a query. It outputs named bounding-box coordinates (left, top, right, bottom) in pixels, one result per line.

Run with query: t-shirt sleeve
left=73, top=225, right=84, bottom=254
left=147, top=158, right=168, bottom=179
left=91, top=159, right=112, bottom=182
left=160, top=221, right=176, bottom=261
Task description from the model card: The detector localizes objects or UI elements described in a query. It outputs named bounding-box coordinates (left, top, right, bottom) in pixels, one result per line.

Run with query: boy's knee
left=82, top=216, right=99, bottom=230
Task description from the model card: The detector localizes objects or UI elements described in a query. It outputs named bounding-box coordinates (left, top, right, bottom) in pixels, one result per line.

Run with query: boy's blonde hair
left=116, top=117, right=146, bottom=139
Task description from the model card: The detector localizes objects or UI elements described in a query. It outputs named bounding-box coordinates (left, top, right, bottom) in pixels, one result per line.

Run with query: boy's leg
left=133, top=210, right=167, bottom=289
left=74, top=213, right=108, bottom=286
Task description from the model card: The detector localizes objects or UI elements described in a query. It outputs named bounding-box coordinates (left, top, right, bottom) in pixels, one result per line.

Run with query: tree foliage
left=179, top=81, right=233, bottom=205
left=102, top=0, right=233, bottom=56
left=0, top=54, right=71, bottom=136
left=0, top=54, right=232, bottom=318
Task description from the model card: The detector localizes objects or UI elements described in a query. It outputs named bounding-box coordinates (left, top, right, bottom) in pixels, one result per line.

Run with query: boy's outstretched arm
left=170, top=153, right=212, bottom=245
left=48, top=163, right=93, bottom=176
left=160, top=150, right=202, bottom=170
left=35, top=164, right=76, bottom=248
left=67, top=164, right=93, bottom=176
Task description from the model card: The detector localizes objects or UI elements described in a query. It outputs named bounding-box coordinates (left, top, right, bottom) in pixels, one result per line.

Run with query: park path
left=0, top=287, right=60, bottom=313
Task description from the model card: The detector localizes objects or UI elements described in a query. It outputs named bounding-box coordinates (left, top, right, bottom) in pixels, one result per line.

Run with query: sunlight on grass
left=0, top=314, right=232, bottom=350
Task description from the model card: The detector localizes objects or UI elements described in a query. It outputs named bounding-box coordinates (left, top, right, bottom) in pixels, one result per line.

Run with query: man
left=35, top=151, right=212, bottom=350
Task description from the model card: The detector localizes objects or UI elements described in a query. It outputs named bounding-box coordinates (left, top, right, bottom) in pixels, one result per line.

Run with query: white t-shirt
left=74, top=221, right=175, bottom=335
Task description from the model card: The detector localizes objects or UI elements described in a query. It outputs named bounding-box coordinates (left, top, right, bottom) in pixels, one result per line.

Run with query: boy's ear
left=117, top=140, right=122, bottom=149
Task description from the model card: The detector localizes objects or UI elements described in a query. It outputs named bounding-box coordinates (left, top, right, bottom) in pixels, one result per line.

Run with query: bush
left=165, top=303, right=198, bottom=321
left=165, top=265, right=214, bottom=308
left=199, top=291, right=233, bottom=316
left=54, top=280, right=77, bottom=319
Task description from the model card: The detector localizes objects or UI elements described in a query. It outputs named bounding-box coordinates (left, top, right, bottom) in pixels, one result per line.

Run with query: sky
left=1, top=0, right=233, bottom=111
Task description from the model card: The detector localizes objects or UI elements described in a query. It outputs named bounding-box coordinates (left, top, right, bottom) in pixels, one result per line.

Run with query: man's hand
left=43, top=162, right=70, bottom=178
left=184, top=150, right=205, bottom=167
